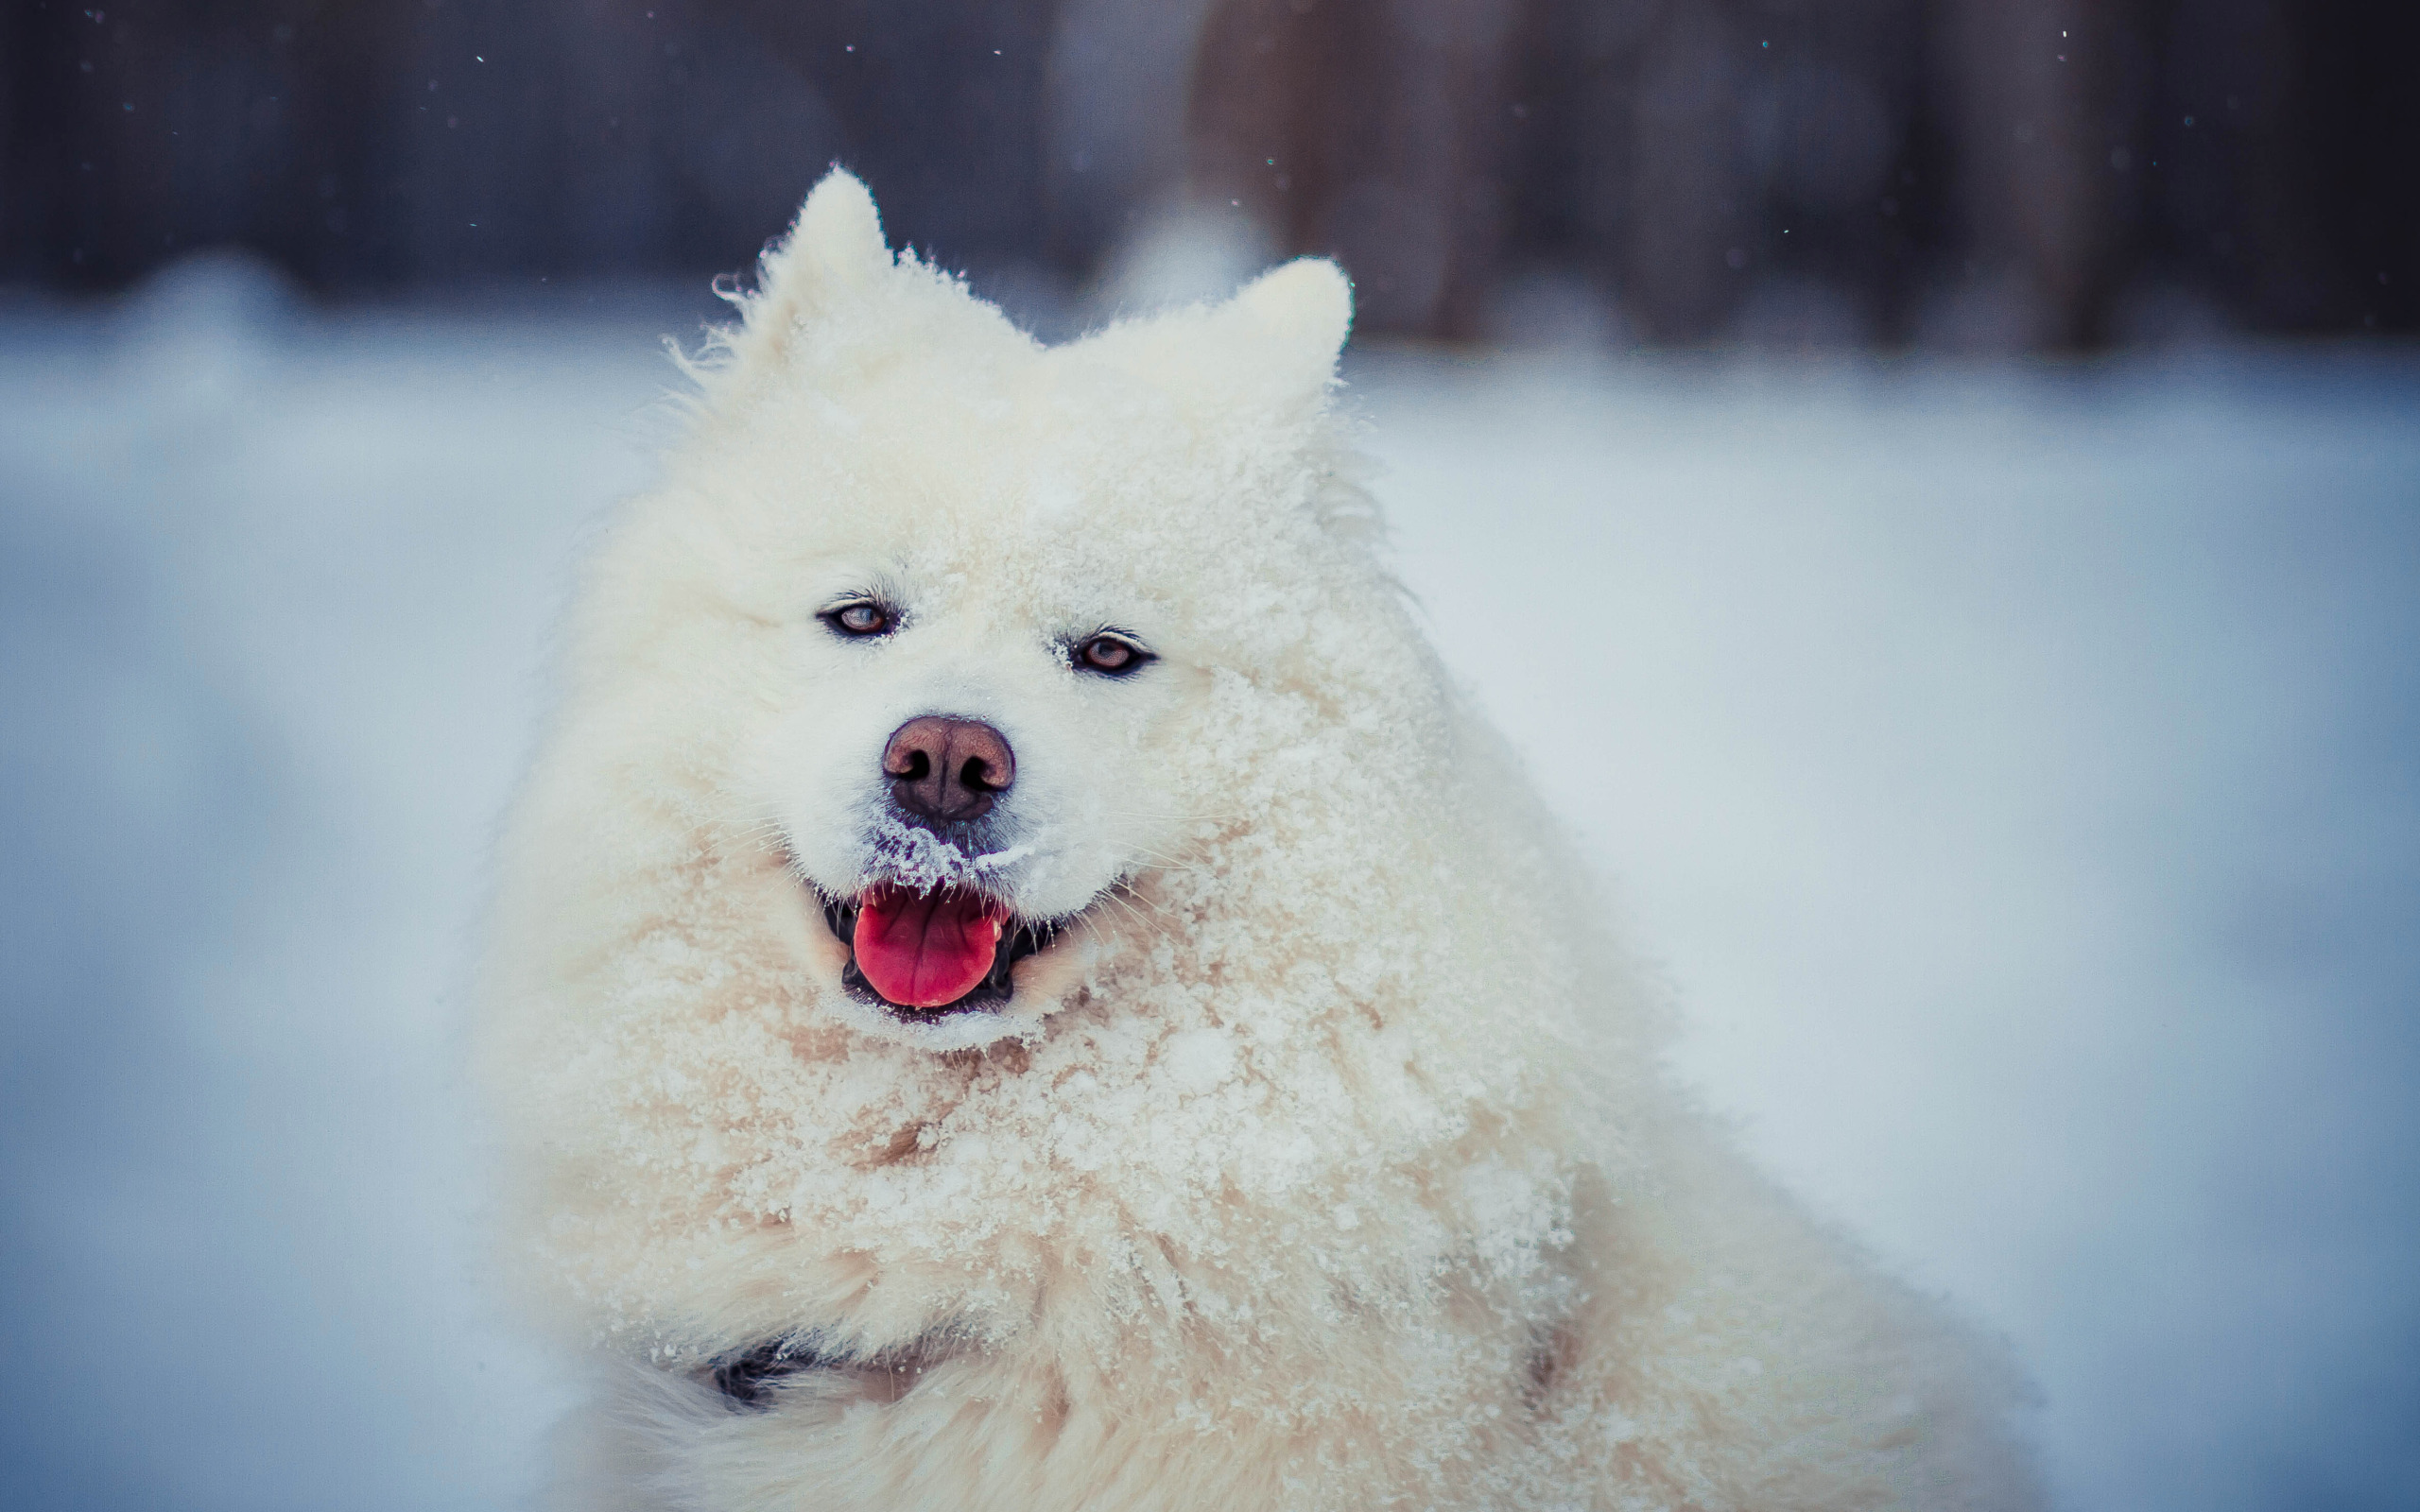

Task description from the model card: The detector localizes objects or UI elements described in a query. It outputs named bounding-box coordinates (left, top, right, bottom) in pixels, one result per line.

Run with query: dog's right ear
left=712, top=168, right=893, bottom=390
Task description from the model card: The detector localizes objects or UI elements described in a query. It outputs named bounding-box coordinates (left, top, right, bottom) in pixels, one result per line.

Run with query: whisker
left=1088, top=884, right=1176, bottom=942
left=1119, top=846, right=1210, bottom=875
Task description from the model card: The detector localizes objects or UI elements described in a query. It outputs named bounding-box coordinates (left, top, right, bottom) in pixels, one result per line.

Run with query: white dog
left=475, top=169, right=2040, bottom=1510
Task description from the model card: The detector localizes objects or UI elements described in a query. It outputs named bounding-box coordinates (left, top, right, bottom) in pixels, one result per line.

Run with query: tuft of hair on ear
left=680, top=167, right=893, bottom=396
left=1225, top=257, right=1354, bottom=396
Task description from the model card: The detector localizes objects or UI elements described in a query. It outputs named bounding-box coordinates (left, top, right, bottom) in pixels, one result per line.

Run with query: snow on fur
left=475, top=171, right=2041, bottom=1510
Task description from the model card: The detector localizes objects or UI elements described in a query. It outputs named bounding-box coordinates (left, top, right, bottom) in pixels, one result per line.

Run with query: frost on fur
left=476, top=168, right=2043, bottom=1511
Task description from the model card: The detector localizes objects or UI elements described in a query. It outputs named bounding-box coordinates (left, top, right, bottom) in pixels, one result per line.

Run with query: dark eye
left=822, top=600, right=890, bottom=638
left=1075, top=633, right=1151, bottom=677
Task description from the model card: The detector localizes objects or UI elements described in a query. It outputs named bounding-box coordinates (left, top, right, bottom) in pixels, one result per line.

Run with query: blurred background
left=8, top=0, right=2417, bottom=344
left=3, top=3, right=2416, bottom=1510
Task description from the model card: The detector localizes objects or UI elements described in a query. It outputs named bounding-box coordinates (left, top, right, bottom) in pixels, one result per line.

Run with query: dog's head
left=532, top=170, right=1387, bottom=1052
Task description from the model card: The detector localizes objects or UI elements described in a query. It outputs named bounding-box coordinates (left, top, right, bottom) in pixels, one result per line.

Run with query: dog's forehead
left=873, top=509, right=1189, bottom=637
left=926, top=349, right=1236, bottom=480
left=789, top=359, right=1271, bottom=555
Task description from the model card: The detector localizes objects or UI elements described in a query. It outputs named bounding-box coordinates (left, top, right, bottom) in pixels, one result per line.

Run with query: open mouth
left=822, top=883, right=1061, bottom=1019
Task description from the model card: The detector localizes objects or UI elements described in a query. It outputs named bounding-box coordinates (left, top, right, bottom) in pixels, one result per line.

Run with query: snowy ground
left=3, top=265, right=2415, bottom=1511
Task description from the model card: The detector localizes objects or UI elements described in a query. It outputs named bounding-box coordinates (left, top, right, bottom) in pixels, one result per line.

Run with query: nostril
left=882, top=715, right=1014, bottom=821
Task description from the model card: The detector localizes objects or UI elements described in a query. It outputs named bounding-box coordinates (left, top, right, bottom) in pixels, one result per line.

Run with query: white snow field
left=2, top=263, right=2415, bottom=1511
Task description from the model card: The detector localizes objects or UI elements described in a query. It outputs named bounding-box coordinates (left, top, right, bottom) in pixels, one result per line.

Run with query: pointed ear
left=716, top=169, right=892, bottom=387
left=1221, top=257, right=1354, bottom=393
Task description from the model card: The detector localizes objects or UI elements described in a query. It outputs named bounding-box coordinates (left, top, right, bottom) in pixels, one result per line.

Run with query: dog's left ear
left=714, top=168, right=893, bottom=390
left=1219, top=258, right=1354, bottom=399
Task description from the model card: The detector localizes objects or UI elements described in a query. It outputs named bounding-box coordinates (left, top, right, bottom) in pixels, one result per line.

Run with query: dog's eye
left=823, top=600, right=890, bottom=638
left=1074, top=633, right=1151, bottom=677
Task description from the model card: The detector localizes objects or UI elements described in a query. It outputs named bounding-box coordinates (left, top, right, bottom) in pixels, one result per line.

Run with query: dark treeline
left=3, top=0, right=2412, bottom=346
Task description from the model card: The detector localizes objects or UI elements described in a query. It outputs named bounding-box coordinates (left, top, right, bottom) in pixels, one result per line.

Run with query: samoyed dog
left=476, top=170, right=2039, bottom=1510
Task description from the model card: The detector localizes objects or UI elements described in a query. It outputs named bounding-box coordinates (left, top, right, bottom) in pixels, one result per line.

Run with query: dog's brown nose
left=882, top=715, right=1015, bottom=824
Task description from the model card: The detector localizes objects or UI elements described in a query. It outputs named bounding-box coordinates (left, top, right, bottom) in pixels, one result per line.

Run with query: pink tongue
left=853, top=885, right=1005, bottom=1008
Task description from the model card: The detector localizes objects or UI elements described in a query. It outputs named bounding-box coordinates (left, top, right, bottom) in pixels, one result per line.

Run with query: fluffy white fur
left=476, top=170, right=2042, bottom=1510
